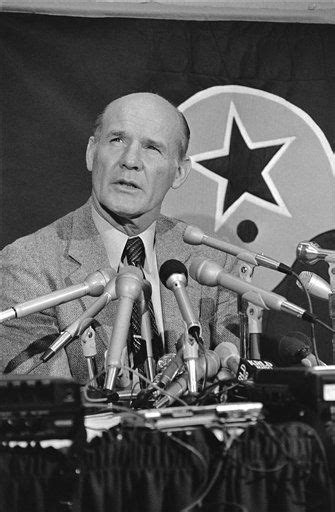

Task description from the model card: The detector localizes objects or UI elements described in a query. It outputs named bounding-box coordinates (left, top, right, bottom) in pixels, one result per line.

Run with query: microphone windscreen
left=159, top=259, right=188, bottom=287
left=278, top=331, right=311, bottom=365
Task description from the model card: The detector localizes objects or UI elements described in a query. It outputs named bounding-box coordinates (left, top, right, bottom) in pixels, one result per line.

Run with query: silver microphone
left=159, top=259, right=201, bottom=339
left=297, top=271, right=330, bottom=301
left=41, top=275, right=118, bottom=362
left=189, top=257, right=317, bottom=323
left=104, top=266, right=143, bottom=391
left=296, top=241, right=335, bottom=265
left=154, top=350, right=220, bottom=408
left=183, top=225, right=292, bottom=275
left=0, top=268, right=115, bottom=323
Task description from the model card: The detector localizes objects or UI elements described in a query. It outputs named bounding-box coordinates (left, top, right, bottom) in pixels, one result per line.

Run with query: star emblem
left=192, top=102, right=295, bottom=231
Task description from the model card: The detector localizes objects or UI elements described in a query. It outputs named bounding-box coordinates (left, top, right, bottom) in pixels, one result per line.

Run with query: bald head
left=93, top=92, right=190, bottom=159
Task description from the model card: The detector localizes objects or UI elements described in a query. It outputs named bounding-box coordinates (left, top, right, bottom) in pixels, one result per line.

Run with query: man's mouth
left=115, top=179, right=140, bottom=189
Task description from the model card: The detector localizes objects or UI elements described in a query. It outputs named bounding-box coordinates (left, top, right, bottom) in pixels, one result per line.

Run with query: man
left=0, top=92, right=238, bottom=385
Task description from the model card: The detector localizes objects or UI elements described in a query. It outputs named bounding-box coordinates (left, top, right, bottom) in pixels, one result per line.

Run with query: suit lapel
left=62, top=200, right=118, bottom=380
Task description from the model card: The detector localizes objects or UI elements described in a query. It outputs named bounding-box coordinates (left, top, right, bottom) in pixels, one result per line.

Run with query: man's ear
left=171, top=156, right=192, bottom=189
left=86, top=136, right=96, bottom=172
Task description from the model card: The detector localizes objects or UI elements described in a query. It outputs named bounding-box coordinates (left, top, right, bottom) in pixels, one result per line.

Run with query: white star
left=191, top=101, right=295, bottom=232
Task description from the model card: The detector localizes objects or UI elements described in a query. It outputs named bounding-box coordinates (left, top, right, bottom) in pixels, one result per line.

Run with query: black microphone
left=0, top=268, right=115, bottom=323
left=189, top=257, right=317, bottom=324
left=154, top=350, right=220, bottom=407
left=297, top=271, right=330, bottom=301
left=183, top=225, right=292, bottom=275
left=41, top=274, right=118, bottom=362
left=159, top=259, right=201, bottom=340
left=278, top=331, right=326, bottom=367
left=297, top=241, right=335, bottom=265
left=104, top=266, right=143, bottom=391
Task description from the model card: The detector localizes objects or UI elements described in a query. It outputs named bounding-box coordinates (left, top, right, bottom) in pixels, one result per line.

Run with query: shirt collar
left=92, top=205, right=156, bottom=271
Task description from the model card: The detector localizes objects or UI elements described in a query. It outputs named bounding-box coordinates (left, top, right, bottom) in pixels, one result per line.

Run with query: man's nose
left=121, top=143, right=142, bottom=171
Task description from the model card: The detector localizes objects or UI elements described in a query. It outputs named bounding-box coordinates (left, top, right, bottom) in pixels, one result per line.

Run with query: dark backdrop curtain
left=2, top=13, right=334, bottom=248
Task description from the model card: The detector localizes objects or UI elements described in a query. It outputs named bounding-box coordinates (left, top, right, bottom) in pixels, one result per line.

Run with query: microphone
left=131, top=348, right=185, bottom=408
left=215, top=342, right=273, bottom=381
left=154, top=350, right=220, bottom=407
left=297, top=241, right=335, bottom=265
left=41, top=274, right=118, bottom=362
left=278, top=331, right=326, bottom=367
left=139, top=280, right=155, bottom=381
left=157, top=347, right=185, bottom=389
left=189, top=257, right=317, bottom=324
left=159, top=259, right=201, bottom=340
left=183, top=225, right=292, bottom=275
left=104, top=266, right=143, bottom=391
left=214, top=341, right=240, bottom=377
left=297, top=271, right=330, bottom=301
left=0, top=268, right=115, bottom=323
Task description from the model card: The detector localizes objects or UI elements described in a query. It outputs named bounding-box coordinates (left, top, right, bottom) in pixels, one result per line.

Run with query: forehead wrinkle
left=101, top=96, right=183, bottom=154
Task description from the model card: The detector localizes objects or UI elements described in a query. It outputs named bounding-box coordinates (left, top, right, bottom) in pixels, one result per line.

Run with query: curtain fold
left=0, top=421, right=332, bottom=512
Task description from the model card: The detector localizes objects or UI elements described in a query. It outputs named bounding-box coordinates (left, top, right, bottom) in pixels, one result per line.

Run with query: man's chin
left=99, top=201, right=142, bottom=221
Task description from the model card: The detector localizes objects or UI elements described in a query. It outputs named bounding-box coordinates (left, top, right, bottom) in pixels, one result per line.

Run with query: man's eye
left=147, top=145, right=160, bottom=152
left=110, top=137, right=122, bottom=143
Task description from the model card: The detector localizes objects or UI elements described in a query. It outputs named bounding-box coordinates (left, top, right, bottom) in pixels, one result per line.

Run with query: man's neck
left=91, top=193, right=158, bottom=236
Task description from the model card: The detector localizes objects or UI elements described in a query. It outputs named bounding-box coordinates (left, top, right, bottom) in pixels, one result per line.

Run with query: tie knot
left=123, top=237, right=145, bottom=267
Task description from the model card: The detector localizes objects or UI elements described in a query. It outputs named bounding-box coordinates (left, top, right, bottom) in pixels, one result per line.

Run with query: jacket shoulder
left=2, top=202, right=90, bottom=256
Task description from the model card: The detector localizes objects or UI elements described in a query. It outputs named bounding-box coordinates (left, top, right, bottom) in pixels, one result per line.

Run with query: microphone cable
left=293, top=270, right=320, bottom=364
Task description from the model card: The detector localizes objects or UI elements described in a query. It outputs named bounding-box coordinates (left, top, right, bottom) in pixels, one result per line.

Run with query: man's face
left=86, top=93, right=190, bottom=224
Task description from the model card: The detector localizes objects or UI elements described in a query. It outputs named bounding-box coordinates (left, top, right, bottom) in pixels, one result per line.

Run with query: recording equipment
left=0, top=268, right=115, bottom=323
left=297, top=241, right=335, bottom=265
left=41, top=274, right=118, bottom=362
left=104, top=266, right=143, bottom=392
left=278, top=331, right=326, bottom=367
left=0, top=376, right=82, bottom=441
left=129, top=402, right=263, bottom=432
left=251, top=366, right=335, bottom=424
left=84, top=402, right=263, bottom=434
left=297, top=271, right=330, bottom=300
left=154, top=350, right=220, bottom=408
left=183, top=225, right=292, bottom=275
left=189, top=257, right=317, bottom=323
left=159, top=259, right=201, bottom=339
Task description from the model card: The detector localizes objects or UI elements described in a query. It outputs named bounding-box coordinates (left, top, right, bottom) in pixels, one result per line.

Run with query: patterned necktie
left=122, top=237, right=162, bottom=369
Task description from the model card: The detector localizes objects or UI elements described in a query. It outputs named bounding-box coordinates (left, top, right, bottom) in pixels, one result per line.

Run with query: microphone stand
left=182, top=330, right=199, bottom=395
left=139, top=286, right=156, bottom=383
left=246, top=303, right=263, bottom=359
left=237, top=262, right=263, bottom=359
left=80, top=326, right=98, bottom=388
left=326, top=257, right=335, bottom=364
